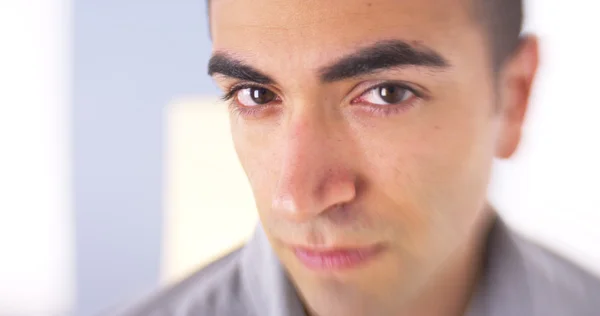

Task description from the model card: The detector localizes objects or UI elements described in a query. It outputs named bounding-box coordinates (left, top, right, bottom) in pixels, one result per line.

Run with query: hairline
left=206, top=0, right=522, bottom=73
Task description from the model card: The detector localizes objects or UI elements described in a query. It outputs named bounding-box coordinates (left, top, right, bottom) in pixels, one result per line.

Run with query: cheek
left=360, top=108, right=496, bottom=243
left=419, top=124, right=494, bottom=220
left=231, top=123, right=280, bottom=216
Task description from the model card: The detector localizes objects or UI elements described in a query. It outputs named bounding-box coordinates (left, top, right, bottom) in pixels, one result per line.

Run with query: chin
left=284, top=251, right=410, bottom=316
left=300, top=285, right=387, bottom=316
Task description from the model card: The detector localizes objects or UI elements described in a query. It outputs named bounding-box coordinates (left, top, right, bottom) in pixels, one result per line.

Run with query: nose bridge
left=272, top=106, right=356, bottom=221
left=278, top=108, right=329, bottom=199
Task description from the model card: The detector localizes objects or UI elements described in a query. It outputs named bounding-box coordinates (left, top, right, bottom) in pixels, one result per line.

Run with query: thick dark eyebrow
left=207, top=53, right=274, bottom=84
left=319, top=40, right=450, bottom=82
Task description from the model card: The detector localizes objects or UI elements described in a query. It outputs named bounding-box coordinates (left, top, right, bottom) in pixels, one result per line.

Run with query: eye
left=236, top=87, right=278, bottom=106
left=359, top=84, right=416, bottom=105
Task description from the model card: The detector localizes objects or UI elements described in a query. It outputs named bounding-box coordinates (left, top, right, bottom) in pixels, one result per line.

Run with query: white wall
left=491, top=0, right=600, bottom=275
left=0, top=1, right=74, bottom=315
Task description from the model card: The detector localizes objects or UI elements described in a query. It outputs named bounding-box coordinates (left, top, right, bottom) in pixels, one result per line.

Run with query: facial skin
left=208, top=0, right=539, bottom=315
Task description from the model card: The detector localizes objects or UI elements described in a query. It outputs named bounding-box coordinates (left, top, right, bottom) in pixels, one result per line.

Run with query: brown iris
left=249, top=87, right=276, bottom=104
left=378, top=85, right=410, bottom=104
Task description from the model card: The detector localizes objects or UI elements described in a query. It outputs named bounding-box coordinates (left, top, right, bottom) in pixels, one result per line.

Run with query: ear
left=495, top=35, right=540, bottom=159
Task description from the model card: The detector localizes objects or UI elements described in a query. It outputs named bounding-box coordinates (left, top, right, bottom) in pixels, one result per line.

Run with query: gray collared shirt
left=110, top=219, right=600, bottom=316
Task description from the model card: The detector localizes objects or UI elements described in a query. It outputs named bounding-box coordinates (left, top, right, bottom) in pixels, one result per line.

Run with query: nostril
left=325, top=203, right=354, bottom=222
left=328, top=203, right=346, bottom=212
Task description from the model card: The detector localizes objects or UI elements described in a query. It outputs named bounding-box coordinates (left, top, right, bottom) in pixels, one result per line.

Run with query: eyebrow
left=207, top=40, right=449, bottom=84
left=319, top=40, right=449, bottom=82
left=208, top=53, right=275, bottom=84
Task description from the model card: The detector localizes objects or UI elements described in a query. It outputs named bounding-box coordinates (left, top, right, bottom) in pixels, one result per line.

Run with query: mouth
left=292, top=244, right=385, bottom=271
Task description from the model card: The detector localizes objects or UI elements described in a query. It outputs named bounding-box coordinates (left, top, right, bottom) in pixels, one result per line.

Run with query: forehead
left=210, top=0, right=486, bottom=76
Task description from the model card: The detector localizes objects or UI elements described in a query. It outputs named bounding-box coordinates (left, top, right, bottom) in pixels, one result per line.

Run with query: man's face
left=209, top=0, right=533, bottom=315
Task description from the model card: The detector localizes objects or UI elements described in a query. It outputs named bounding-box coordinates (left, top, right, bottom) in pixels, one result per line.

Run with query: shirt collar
left=465, top=219, right=533, bottom=316
left=240, top=225, right=306, bottom=316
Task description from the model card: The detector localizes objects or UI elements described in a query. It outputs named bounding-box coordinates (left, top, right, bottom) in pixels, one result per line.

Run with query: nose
left=271, top=111, right=358, bottom=222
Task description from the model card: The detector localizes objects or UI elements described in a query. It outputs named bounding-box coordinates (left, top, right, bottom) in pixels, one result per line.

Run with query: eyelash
left=222, top=83, right=258, bottom=102
left=353, top=81, right=423, bottom=116
left=221, top=83, right=280, bottom=117
left=221, top=81, right=424, bottom=117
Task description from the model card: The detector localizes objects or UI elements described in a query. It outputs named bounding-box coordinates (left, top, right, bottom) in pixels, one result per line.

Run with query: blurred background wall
left=0, top=1, right=74, bottom=315
left=72, top=1, right=215, bottom=315
left=490, top=0, right=600, bottom=276
left=0, top=0, right=598, bottom=315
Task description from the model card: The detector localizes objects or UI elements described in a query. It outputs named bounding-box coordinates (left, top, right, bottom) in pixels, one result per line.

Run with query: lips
left=293, top=245, right=383, bottom=271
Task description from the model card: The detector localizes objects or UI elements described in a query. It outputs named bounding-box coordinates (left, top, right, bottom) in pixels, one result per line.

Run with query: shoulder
left=511, top=231, right=600, bottom=315
left=106, top=247, right=254, bottom=316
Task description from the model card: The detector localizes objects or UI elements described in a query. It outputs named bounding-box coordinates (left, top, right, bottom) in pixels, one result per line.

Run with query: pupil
left=379, top=86, right=406, bottom=104
left=251, top=88, right=274, bottom=104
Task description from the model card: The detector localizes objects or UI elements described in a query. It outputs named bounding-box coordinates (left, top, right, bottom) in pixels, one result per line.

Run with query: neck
left=405, top=209, right=496, bottom=316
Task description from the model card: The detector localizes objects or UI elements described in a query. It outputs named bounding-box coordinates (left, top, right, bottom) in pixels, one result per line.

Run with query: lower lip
left=293, top=245, right=383, bottom=271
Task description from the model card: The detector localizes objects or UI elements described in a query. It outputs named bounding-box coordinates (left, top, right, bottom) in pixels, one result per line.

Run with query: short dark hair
left=474, top=0, right=524, bottom=71
left=207, top=0, right=523, bottom=71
